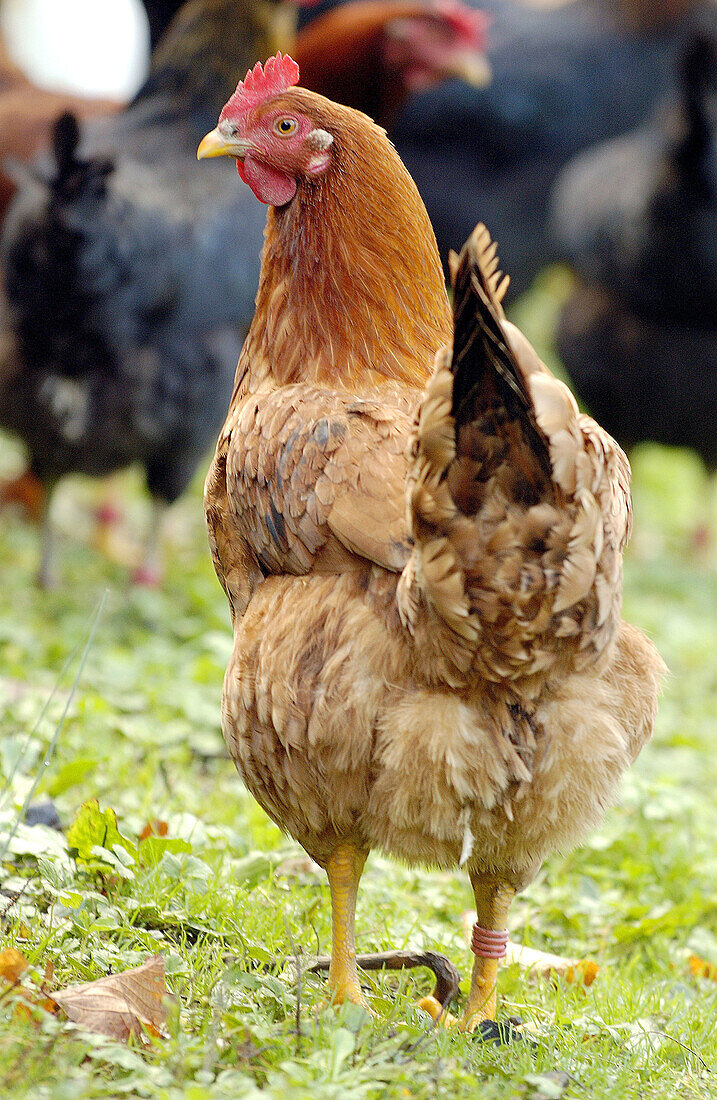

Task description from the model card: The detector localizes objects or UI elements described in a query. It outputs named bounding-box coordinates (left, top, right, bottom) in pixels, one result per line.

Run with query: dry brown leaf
left=461, top=911, right=599, bottom=987
left=688, top=954, right=717, bottom=982
left=0, top=947, right=30, bottom=984
left=50, top=955, right=170, bottom=1041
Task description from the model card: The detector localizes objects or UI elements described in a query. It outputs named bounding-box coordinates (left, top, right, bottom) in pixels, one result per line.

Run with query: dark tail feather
left=49, top=112, right=114, bottom=203
left=449, top=224, right=552, bottom=478
left=675, top=32, right=717, bottom=191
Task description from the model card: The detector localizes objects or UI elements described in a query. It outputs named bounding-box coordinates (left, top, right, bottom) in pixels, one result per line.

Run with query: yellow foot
left=326, top=977, right=372, bottom=1013
left=459, top=1005, right=494, bottom=1034
left=416, top=994, right=458, bottom=1028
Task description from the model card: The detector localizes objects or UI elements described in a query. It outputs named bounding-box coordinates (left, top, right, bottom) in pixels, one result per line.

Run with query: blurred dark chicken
left=0, top=30, right=119, bottom=224
left=144, top=0, right=188, bottom=48
left=0, top=0, right=487, bottom=585
left=305, top=0, right=717, bottom=300
left=553, top=31, right=717, bottom=474
left=0, top=3, right=186, bottom=223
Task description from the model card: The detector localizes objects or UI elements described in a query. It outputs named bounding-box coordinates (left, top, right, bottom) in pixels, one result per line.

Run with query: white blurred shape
left=0, top=0, right=151, bottom=100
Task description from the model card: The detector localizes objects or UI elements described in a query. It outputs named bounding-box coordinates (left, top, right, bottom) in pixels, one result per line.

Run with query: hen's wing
left=213, top=381, right=416, bottom=581
left=400, top=224, right=632, bottom=685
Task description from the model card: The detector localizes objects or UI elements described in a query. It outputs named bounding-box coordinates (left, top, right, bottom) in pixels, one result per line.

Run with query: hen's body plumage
left=203, top=71, right=664, bottom=1025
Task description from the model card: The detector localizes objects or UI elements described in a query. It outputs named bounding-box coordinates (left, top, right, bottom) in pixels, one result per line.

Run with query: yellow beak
left=445, top=52, right=492, bottom=89
left=197, top=127, right=253, bottom=160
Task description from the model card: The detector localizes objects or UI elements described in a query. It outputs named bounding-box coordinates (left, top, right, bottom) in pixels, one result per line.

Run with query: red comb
left=433, top=0, right=489, bottom=47
left=220, top=53, right=301, bottom=122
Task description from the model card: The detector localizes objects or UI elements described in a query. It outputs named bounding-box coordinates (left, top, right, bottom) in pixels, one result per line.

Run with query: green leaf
left=66, top=799, right=137, bottom=864
left=524, top=1074, right=569, bottom=1099
left=47, top=756, right=98, bottom=797
left=328, top=1029, right=355, bottom=1079
left=232, top=851, right=280, bottom=888
left=139, top=835, right=192, bottom=866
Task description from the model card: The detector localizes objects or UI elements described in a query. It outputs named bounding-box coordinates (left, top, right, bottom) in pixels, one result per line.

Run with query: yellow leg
left=326, top=842, right=370, bottom=1009
left=460, top=874, right=515, bottom=1033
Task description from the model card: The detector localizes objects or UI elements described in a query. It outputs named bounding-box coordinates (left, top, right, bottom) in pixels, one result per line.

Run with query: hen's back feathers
left=400, top=227, right=632, bottom=688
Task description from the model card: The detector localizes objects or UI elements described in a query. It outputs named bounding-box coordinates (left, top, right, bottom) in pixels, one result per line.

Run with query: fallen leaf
left=0, top=947, right=29, bottom=984
left=275, top=854, right=323, bottom=880
left=506, top=943, right=599, bottom=987
left=688, top=953, right=717, bottom=982
left=50, top=955, right=170, bottom=1041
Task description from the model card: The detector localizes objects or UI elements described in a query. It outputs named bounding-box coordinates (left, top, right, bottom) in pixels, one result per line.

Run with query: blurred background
left=0, top=0, right=715, bottom=586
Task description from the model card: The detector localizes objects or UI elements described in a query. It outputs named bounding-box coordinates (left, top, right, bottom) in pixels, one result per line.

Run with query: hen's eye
left=274, top=117, right=298, bottom=137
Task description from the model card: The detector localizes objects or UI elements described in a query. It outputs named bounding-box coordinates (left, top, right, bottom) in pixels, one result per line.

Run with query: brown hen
left=199, top=56, right=665, bottom=1029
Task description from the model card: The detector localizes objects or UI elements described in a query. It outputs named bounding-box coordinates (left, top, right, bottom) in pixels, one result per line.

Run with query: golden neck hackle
left=242, top=92, right=453, bottom=394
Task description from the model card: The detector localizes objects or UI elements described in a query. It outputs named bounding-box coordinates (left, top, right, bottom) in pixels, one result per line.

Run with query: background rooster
left=199, top=55, right=664, bottom=1028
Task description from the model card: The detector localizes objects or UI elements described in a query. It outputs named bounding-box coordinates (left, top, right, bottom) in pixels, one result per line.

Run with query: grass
left=1, top=274, right=717, bottom=1097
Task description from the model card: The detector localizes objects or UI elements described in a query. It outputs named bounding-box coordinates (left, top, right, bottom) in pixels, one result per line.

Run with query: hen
left=0, top=0, right=486, bottom=585
left=199, top=55, right=665, bottom=1028
left=552, top=32, right=717, bottom=474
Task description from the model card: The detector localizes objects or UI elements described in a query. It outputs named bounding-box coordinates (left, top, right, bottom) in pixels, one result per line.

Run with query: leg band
left=471, top=923, right=509, bottom=959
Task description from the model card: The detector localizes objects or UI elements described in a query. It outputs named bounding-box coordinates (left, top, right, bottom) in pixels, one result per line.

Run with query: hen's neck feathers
left=244, top=90, right=452, bottom=393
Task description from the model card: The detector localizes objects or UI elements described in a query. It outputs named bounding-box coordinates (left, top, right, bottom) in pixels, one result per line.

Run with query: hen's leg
left=460, top=873, right=514, bottom=1032
left=326, top=842, right=370, bottom=1009
left=37, top=484, right=58, bottom=589
left=132, top=498, right=167, bottom=586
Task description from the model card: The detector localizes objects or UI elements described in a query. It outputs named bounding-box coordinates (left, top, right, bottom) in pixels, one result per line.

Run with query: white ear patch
left=306, top=128, right=334, bottom=176
left=308, top=128, right=334, bottom=151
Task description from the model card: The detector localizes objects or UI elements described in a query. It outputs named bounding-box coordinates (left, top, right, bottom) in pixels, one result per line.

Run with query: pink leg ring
left=471, top=923, right=509, bottom=959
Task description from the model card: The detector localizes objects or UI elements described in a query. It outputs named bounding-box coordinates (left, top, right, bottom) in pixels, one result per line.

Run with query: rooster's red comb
left=220, top=53, right=301, bottom=122
left=433, top=0, right=489, bottom=47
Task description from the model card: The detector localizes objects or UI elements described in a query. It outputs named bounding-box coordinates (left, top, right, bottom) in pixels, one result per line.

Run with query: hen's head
left=197, top=53, right=337, bottom=206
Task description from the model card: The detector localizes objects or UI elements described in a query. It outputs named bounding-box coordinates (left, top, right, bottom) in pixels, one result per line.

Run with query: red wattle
left=238, top=155, right=296, bottom=207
